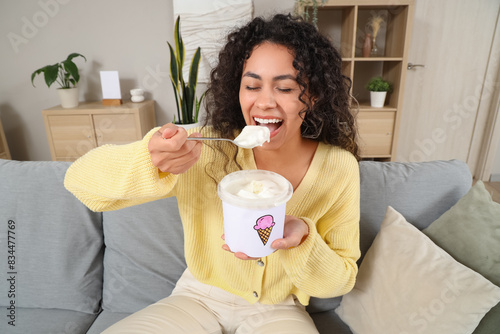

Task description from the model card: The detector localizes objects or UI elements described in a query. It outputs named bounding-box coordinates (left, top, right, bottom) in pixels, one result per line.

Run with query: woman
left=65, top=14, right=360, bottom=334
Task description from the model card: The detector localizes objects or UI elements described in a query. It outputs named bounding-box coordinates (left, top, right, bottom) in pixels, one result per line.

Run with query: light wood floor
left=483, top=182, right=500, bottom=204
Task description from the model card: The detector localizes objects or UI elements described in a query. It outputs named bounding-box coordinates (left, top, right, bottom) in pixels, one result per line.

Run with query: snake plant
left=168, top=16, right=204, bottom=124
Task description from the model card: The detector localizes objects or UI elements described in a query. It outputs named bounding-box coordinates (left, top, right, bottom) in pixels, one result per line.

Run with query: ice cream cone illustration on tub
left=254, top=215, right=275, bottom=245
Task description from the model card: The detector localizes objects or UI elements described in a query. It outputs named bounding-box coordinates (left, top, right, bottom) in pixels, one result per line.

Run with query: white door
left=397, top=0, right=500, bottom=178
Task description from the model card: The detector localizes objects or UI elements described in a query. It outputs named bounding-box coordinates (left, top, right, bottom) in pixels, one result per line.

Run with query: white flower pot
left=176, top=122, right=202, bottom=130
left=370, top=91, right=387, bottom=108
left=58, top=87, right=79, bottom=108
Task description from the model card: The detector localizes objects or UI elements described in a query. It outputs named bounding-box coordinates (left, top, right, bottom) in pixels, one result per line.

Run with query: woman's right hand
left=148, top=123, right=203, bottom=174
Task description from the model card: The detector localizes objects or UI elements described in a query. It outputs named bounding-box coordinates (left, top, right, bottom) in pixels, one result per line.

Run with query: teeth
left=254, top=117, right=282, bottom=124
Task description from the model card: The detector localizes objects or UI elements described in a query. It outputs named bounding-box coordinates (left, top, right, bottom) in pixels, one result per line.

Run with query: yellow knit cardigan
left=64, top=126, right=360, bottom=306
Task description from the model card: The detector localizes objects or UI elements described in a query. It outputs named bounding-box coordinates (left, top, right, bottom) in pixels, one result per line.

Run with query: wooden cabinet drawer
left=357, top=111, right=395, bottom=157
left=46, top=115, right=95, bottom=160
left=94, top=114, right=140, bottom=146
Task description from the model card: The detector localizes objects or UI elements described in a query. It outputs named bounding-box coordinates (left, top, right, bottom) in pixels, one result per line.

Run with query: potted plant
left=31, top=53, right=86, bottom=108
left=294, top=0, right=327, bottom=27
left=366, top=76, right=392, bottom=108
left=168, top=16, right=205, bottom=127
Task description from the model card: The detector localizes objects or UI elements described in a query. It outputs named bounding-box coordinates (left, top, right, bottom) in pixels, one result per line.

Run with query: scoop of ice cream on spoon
left=232, top=125, right=270, bottom=148
left=186, top=125, right=270, bottom=149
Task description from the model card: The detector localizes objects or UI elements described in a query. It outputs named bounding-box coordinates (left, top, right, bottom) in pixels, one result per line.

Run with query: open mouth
left=254, top=117, right=283, bottom=135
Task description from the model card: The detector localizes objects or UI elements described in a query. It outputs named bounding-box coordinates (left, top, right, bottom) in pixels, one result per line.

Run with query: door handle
left=407, top=63, right=426, bottom=70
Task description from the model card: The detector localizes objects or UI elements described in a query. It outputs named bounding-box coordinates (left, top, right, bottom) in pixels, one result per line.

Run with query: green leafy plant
left=168, top=16, right=205, bottom=124
left=31, top=53, right=86, bottom=89
left=294, top=0, right=327, bottom=27
left=366, top=76, right=392, bottom=92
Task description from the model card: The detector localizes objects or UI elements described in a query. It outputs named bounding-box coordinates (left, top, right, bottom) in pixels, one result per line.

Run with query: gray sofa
left=0, top=158, right=472, bottom=333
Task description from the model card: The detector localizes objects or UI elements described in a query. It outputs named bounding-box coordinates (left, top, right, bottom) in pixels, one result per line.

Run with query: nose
left=255, top=88, right=277, bottom=110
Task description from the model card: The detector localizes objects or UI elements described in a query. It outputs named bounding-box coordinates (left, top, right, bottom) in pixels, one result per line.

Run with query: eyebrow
left=242, top=72, right=296, bottom=81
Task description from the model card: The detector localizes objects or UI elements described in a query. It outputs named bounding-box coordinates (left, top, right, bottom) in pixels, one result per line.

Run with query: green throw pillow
left=423, top=181, right=500, bottom=334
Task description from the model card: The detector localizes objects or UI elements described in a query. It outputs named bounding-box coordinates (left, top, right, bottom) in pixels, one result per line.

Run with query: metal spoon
left=186, top=126, right=270, bottom=149
left=186, top=137, right=258, bottom=149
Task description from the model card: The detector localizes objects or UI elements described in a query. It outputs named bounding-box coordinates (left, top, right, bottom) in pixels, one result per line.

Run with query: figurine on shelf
left=130, top=88, right=145, bottom=103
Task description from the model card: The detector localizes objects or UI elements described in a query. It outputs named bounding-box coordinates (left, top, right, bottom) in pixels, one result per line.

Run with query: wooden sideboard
left=0, top=118, right=11, bottom=160
left=42, top=100, right=156, bottom=161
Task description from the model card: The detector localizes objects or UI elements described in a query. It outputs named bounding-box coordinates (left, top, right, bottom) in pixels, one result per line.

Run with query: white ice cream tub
left=217, top=170, right=293, bottom=257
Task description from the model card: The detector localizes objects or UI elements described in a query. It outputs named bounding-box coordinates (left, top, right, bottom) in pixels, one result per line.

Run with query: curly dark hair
left=204, top=13, right=359, bottom=160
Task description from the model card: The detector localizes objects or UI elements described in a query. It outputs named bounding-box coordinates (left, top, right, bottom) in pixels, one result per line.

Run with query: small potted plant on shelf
left=168, top=16, right=205, bottom=127
left=31, top=53, right=86, bottom=108
left=366, top=76, right=392, bottom=108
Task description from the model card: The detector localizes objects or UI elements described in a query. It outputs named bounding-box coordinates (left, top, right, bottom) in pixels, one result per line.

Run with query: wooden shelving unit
left=42, top=100, right=156, bottom=161
left=314, top=0, right=414, bottom=160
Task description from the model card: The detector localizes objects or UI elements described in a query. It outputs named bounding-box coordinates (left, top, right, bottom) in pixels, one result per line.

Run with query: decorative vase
left=370, top=91, right=387, bottom=108
left=362, top=34, right=372, bottom=57
left=370, top=36, right=379, bottom=57
left=58, top=87, right=79, bottom=108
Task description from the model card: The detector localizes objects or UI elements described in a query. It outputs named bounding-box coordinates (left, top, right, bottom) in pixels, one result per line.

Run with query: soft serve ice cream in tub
left=218, top=170, right=293, bottom=257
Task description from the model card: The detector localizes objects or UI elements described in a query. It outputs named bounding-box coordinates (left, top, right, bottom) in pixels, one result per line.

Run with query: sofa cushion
left=0, top=307, right=97, bottom=334
left=0, top=160, right=103, bottom=314
left=423, top=181, right=500, bottom=334
left=102, top=197, right=187, bottom=313
left=336, top=206, right=500, bottom=334
left=358, top=159, right=471, bottom=259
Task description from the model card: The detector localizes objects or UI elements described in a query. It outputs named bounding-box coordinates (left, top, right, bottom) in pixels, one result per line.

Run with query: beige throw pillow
left=335, top=206, right=500, bottom=334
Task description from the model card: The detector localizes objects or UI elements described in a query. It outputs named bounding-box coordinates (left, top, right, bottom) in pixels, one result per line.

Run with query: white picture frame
left=99, top=71, right=122, bottom=100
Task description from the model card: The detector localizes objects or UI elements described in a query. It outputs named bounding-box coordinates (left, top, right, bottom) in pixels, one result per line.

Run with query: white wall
left=254, top=0, right=294, bottom=16
left=0, top=0, right=295, bottom=161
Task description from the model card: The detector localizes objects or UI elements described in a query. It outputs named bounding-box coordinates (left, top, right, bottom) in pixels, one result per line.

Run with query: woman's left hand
left=221, top=215, right=309, bottom=260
